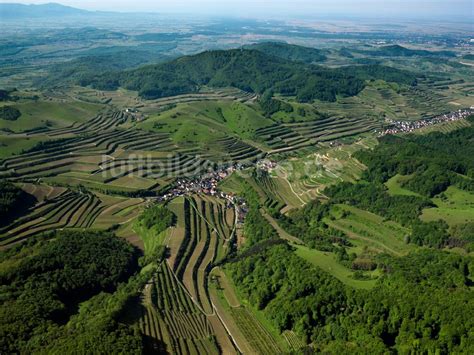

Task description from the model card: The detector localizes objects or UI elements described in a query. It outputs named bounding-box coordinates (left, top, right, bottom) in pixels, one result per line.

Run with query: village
left=156, top=159, right=278, bottom=224
left=380, top=108, right=474, bottom=136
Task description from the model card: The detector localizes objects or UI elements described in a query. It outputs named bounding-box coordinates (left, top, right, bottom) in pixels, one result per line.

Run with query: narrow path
left=279, top=168, right=306, bottom=205
left=326, top=221, right=402, bottom=256
left=260, top=209, right=304, bottom=245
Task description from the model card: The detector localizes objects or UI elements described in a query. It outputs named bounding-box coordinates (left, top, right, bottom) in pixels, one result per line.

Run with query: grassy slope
left=421, top=186, right=474, bottom=226
left=386, top=174, right=474, bottom=227
left=0, top=135, right=45, bottom=158
left=0, top=100, right=102, bottom=133
left=137, top=100, right=273, bottom=147
left=275, top=137, right=375, bottom=202
left=326, top=204, right=414, bottom=256
left=385, top=174, right=422, bottom=197
left=294, top=245, right=378, bottom=289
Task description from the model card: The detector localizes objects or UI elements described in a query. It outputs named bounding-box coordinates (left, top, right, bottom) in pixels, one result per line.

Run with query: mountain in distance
left=244, top=41, right=327, bottom=63
left=370, top=44, right=456, bottom=57
left=0, top=2, right=91, bottom=19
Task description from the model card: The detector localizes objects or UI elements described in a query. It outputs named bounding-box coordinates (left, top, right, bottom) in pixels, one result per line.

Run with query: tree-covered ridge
left=0, top=180, right=35, bottom=227
left=84, top=48, right=417, bottom=102
left=356, top=116, right=474, bottom=197
left=227, top=243, right=474, bottom=353
left=0, top=230, right=140, bottom=353
left=277, top=200, right=349, bottom=249
left=359, top=44, right=456, bottom=58
left=244, top=41, right=327, bottom=63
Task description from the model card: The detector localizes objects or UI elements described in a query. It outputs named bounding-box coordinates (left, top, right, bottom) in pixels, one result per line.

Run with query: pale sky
left=1, top=0, right=473, bottom=19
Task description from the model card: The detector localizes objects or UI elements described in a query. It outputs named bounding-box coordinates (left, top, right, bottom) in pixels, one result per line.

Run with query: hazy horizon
left=1, top=0, right=473, bottom=20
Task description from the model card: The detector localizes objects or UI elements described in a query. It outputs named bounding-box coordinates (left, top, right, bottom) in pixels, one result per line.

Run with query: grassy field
left=294, top=245, right=378, bottom=289
left=421, top=186, right=474, bottom=226
left=325, top=204, right=415, bottom=256
left=0, top=99, right=102, bottom=133
left=0, top=135, right=46, bottom=158
left=134, top=222, right=170, bottom=255
left=385, top=174, right=422, bottom=197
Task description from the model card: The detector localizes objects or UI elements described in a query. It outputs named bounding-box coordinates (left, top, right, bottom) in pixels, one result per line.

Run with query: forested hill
left=83, top=48, right=417, bottom=102
left=363, top=44, right=456, bottom=58
left=243, top=42, right=327, bottom=63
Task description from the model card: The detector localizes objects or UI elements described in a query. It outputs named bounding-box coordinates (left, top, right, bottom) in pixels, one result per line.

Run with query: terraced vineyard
left=0, top=183, right=146, bottom=247
left=141, top=88, right=258, bottom=110
left=0, top=189, right=102, bottom=246
left=313, top=82, right=453, bottom=122
left=275, top=138, right=377, bottom=203
left=0, top=108, right=216, bottom=194
left=414, top=118, right=471, bottom=134
left=172, top=195, right=234, bottom=314
left=133, top=195, right=239, bottom=354
left=229, top=307, right=283, bottom=354
left=205, top=136, right=264, bottom=163
left=256, top=115, right=380, bottom=154
left=138, top=262, right=220, bottom=355
left=282, top=330, right=306, bottom=352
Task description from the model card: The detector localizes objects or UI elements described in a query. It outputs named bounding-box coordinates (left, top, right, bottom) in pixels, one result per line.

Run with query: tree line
left=79, top=48, right=417, bottom=103
left=0, top=230, right=141, bottom=353
left=226, top=242, right=474, bottom=353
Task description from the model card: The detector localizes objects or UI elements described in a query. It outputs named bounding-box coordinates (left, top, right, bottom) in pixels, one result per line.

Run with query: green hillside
left=83, top=49, right=417, bottom=102
left=361, top=44, right=456, bottom=58
left=244, top=42, right=327, bottom=63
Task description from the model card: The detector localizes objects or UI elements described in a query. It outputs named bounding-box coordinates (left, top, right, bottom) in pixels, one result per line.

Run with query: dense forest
left=244, top=42, right=327, bottom=63
left=227, top=243, right=474, bottom=353
left=81, top=48, right=417, bottom=102
left=0, top=230, right=142, bottom=353
left=0, top=180, right=36, bottom=227
left=0, top=106, right=21, bottom=121
left=277, top=200, right=349, bottom=249
left=39, top=50, right=172, bottom=88
left=138, top=204, right=176, bottom=232
left=356, top=116, right=474, bottom=196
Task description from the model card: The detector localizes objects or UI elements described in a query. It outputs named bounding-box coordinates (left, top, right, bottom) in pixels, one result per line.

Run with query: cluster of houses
left=155, top=158, right=279, bottom=225
left=125, top=108, right=145, bottom=122
left=380, top=108, right=474, bottom=136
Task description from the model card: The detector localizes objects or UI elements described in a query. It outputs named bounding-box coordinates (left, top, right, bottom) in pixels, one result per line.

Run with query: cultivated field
left=0, top=183, right=145, bottom=247
left=133, top=195, right=239, bottom=354
left=325, top=204, right=414, bottom=256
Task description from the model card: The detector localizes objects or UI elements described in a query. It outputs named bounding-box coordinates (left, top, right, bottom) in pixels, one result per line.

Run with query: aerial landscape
left=0, top=0, right=473, bottom=353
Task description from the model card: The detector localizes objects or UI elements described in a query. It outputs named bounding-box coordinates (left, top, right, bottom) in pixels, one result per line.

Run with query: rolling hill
left=243, top=42, right=327, bottom=63
left=83, top=48, right=417, bottom=102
